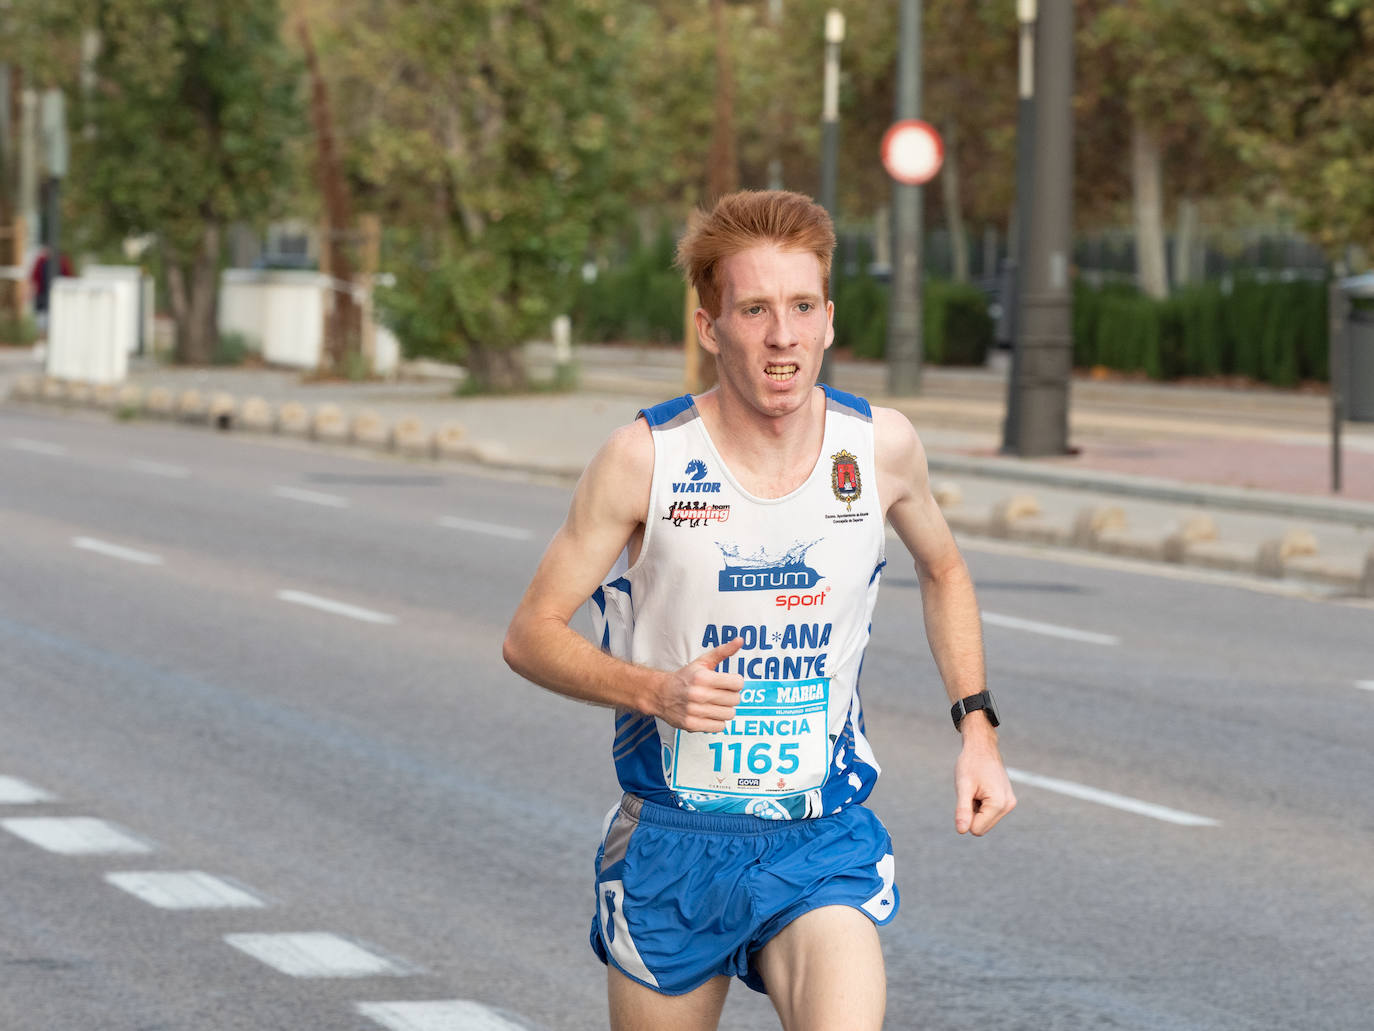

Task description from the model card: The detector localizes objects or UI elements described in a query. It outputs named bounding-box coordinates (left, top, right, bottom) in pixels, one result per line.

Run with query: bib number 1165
left=706, top=741, right=800, bottom=776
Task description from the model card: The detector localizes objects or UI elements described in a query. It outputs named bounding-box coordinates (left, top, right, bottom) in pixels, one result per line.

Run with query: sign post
left=882, top=110, right=943, bottom=396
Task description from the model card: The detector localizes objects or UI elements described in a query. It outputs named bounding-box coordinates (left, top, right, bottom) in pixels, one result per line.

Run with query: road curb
left=9, top=376, right=1373, bottom=596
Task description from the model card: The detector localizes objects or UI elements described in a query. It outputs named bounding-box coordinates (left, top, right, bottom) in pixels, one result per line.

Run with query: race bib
left=671, top=678, right=830, bottom=799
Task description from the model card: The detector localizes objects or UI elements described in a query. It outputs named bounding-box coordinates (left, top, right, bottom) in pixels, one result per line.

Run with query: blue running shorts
left=589, top=793, right=898, bottom=996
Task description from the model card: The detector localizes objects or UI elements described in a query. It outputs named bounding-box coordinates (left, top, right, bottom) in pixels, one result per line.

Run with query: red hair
left=675, top=191, right=836, bottom=317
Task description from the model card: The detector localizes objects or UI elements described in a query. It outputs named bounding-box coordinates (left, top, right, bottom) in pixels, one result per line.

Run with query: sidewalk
left=4, top=343, right=1373, bottom=594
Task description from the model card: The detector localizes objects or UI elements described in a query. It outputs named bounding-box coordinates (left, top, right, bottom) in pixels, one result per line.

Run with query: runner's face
left=698, top=244, right=834, bottom=417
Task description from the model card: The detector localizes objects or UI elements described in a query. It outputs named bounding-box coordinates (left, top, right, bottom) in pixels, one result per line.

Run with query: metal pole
left=1001, top=0, right=1037, bottom=451
left=886, top=0, right=923, bottom=396
left=1329, top=280, right=1347, bottom=494
left=1010, top=0, right=1073, bottom=456
left=43, top=177, right=59, bottom=312
left=819, top=8, right=844, bottom=388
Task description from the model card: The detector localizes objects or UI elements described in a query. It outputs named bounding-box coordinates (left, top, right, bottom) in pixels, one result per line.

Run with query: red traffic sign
left=881, top=119, right=944, bottom=185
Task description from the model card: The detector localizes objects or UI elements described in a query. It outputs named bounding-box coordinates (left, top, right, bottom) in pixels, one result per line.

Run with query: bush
left=830, top=275, right=994, bottom=366
left=1076, top=277, right=1329, bottom=385
left=924, top=281, right=993, bottom=365
left=574, top=227, right=683, bottom=344
left=832, top=274, right=888, bottom=359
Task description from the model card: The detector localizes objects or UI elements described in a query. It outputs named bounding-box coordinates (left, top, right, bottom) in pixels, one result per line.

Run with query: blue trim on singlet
left=869, top=559, right=887, bottom=586
left=591, top=587, right=606, bottom=615
left=821, top=703, right=879, bottom=814
left=821, top=383, right=872, bottom=418
left=608, top=576, right=632, bottom=597
left=639, top=394, right=696, bottom=427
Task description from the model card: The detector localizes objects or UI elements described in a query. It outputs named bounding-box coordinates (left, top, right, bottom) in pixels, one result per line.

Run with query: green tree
left=322, top=0, right=641, bottom=391
left=50, top=0, right=303, bottom=363
left=1178, top=0, right=1374, bottom=259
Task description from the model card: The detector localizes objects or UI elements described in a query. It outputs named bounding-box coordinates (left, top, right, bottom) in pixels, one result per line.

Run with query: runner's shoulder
left=577, top=417, right=654, bottom=516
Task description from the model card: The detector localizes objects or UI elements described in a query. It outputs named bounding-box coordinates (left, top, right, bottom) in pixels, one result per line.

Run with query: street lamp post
left=886, top=0, right=924, bottom=397
left=39, top=89, right=69, bottom=334
left=1001, top=0, right=1037, bottom=451
left=1009, top=0, right=1074, bottom=456
left=819, top=8, right=845, bottom=388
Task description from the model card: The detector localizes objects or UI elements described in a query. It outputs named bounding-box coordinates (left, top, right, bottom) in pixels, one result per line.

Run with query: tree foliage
left=30, top=0, right=304, bottom=363
left=316, top=0, right=644, bottom=389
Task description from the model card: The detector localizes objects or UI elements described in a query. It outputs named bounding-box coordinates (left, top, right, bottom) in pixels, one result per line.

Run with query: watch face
left=984, top=691, right=1001, bottom=725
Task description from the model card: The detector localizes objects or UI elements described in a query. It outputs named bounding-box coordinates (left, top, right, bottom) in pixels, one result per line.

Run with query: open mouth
left=764, top=363, right=799, bottom=382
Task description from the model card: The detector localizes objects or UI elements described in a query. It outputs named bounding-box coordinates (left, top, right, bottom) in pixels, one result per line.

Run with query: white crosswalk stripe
left=224, top=933, right=410, bottom=978
left=358, top=1000, right=529, bottom=1031
left=1, top=816, right=155, bottom=854
left=106, top=871, right=266, bottom=910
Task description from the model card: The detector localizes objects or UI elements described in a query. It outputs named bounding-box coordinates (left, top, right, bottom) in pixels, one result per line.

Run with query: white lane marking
left=982, top=611, right=1120, bottom=646
left=273, top=485, right=350, bottom=508
left=7, top=437, right=68, bottom=456
left=1006, top=768, right=1220, bottom=827
left=105, top=871, right=266, bottom=910
left=359, top=1000, right=528, bottom=1031
left=437, top=515, right=533, bottom=541
left=224, top=933, right=409, bottom=978
left=72, top=536, right=165, bottom=566
left=129, top=458, right=190, bottom=478
left=276, top=589, right=399, bottom=626
left=1, top=817, right=156, bottom=854
left=0, top=776, right=56, bottom=804
left=1357, top=681, right=1374, bottom=692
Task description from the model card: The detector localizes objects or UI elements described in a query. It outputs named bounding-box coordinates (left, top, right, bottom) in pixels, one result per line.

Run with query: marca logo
left=717, top=539, right=823, bottom=592
left=673, top=458, right=722, bottom=494
left=737, top=777, right=761, bottom=787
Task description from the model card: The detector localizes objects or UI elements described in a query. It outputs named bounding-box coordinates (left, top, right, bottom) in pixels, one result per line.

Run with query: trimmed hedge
left=831, top=275, right=993, bottom=367
left=1073, top=278, right=1330, bottom=385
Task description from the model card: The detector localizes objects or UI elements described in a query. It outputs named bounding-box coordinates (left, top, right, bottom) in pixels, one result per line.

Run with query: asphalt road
left=2, top=405, right=1372, bottom=1031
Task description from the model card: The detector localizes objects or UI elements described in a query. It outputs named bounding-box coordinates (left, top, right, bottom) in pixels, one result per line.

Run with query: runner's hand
left=954, top=728, right=1016, bottom=836
left=655, top=638, right=745, bottom=732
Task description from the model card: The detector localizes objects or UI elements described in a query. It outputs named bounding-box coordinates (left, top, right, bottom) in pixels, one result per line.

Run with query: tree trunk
left=465, top=341, right=527, bottom=393
left=1130, top=119, right=1168, bottom=299
left=707, top=0, right=738, bottom=201
left=940, top=120, right=970, bottom=283
left=165, top=223, right=221, bottom=364
left=1172, top=195, right=1200, bottom=288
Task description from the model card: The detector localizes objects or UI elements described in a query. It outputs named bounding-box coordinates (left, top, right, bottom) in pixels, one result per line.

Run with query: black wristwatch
left=950, top=691, right=1000, bottom=730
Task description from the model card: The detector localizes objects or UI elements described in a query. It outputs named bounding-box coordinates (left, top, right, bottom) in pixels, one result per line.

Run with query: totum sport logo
left=717, top=539, right=823, bottom=592
left=775, top=585, right=831, bottom=610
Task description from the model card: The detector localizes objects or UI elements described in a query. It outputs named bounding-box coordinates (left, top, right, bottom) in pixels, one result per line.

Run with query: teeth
left=765, top=364, right=798, bottom=381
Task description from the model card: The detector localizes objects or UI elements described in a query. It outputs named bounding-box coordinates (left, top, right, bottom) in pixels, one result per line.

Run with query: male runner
left=504, top=190, right=1014, bottom=1030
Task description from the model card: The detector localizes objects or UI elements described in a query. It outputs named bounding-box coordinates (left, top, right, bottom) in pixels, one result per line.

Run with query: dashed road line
left=358, top=999, right=529, bottom=1031
left=273, top=485, right=350, bottom=508
left=1006, top=768, right=1220, bottom=827
left=1356, top=680, right=1374, bottom=693
left=276, top=589, right=399, bottom=625
left=982, top=611, right=1120, bottom=646
left=437, top=516, right=533, bottom=541
left=1, top=816, right=156, bottom=854
left=224, top=933, right=410, bottom=978
left=129, top=458, right=191, bottom=478
left=72, top=536, right=165, bottom=566
left=0, top=776, right=56, bottom=804
left=7, top=437, right=68, bottom=456
left=105, top=871, right=266, bottom=910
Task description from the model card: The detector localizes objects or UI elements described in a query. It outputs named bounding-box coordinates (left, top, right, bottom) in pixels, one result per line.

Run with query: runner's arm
left=502, top=420, right=744, bottom=731
left=875, top=406, right=1016, bottom=835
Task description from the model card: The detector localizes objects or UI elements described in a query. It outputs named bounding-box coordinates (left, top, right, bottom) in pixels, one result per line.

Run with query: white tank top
left=589, top=385, right=887, bottom=820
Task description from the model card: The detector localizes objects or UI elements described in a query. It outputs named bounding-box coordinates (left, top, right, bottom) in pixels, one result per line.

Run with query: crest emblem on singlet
left=831, top=450, right=861, bottom=511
